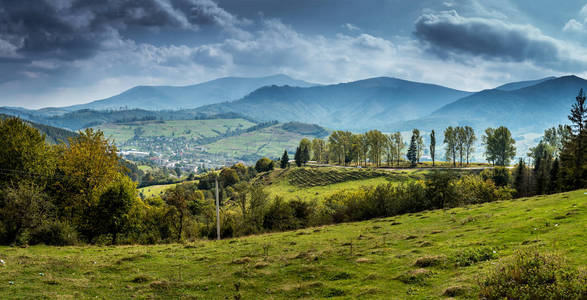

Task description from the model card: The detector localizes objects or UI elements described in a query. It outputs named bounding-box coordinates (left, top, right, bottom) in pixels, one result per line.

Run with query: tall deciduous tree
left=311, top=138, right=325, bottom=163
left=463, top=126, right=476, bottom=165
left=52, top=128, right=121, bottom=227
left=366, top=130, right=386, bottom=167
left=444, top=126, right=458, bottom=167
left=299, top=138, right=311, bottom=165
left=456, top=127, right=466, bottom=166
left=483, top=126, right=516, bottom=166
left=392, top=132, right=405, bottom=166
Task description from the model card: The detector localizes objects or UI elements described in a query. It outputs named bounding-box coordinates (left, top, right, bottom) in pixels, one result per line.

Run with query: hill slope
left=197, top=77, right=472, bottom=130
left=63, top=74, right=316, bottom=111
left=0, top=189, right=584, bottom=299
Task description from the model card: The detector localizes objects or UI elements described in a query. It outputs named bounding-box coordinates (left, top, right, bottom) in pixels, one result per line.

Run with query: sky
left=1, top=0, right=587, bottom=108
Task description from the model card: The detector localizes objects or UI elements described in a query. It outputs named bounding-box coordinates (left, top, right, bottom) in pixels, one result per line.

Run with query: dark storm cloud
left=0, top=0, right=245, bottom=60
left=414, top=10, right=561, bottom=63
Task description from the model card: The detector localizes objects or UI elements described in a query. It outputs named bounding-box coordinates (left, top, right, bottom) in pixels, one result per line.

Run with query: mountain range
left=393, top=75, right=587, bottom=134
left=196, top=77, right=472, bottom=130
left=62, top=74, right=315, bottom=111
left=1, top=74, right=585, bottom=138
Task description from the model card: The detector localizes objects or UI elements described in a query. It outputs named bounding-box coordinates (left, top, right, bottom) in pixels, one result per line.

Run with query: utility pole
left=215, top=175, right=221, bottom=240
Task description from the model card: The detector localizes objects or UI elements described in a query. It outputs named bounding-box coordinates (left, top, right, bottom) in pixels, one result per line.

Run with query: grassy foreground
left=0, top=190, right=585, bottom=299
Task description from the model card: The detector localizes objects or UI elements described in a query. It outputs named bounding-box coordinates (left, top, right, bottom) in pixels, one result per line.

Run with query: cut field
left=262, top=167, right=427, bottom=201
left=95, top=119, right=256, bottom=144
left=1, top=189, right=584, bottom=299
left=203, top=124, right=314, bottom=159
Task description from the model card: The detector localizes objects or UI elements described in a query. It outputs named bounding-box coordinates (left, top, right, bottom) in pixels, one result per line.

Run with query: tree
left=444, top=127, right=458, bottom=167
left=328, top=131, right=353, bottom=165
left=358, top=134, right=369, bottom=166
left=407, top=129, right=419, bottom=167
left=299, top=138, right=311, bottom=165
left=559, top=88, right=587, bottom=189
left=294, top=147, right=302, bottom=167
left=385, top=134, right=396, bottom=166
left=513, top=158, right=531, bottom=198
left=415, top=129, right=424, bottom=163
left=529, top=141, right=553, bottom=195
left=302, top=146, right=310, bottom=165
left=463, top=126, right=476, bottom=165
left=0, top=118, right=55, bottom=187
left=311, top=139, right=325, bottom=163
left=483, top=126, right=516, bottom=166
left=568, top=88, right=586, bottom=133
left=366, top=130, right=386, bottom=167
left=255, top=157, right=275, bottom=172
left=219, top=168, right=239, bottom=187
left=92, top=176, right=137, bottom=244
left=51, top=128, right=121, bottom=232
left=280, top=150, right=289, bottom=169
left=430, top=130, right=436, bottom=166
left=163, top=183, right=202, bottom=240
left=392, top=132, right=405, bottom=166
left=456, top=127, right=466, bottom=166
left=548, top=158, right=560, bottom=194
left=0, top=182, right=53, bottom=245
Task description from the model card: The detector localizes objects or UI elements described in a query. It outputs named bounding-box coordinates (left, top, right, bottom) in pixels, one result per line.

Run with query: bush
left=480, top=167, right=512, bottom=187
left=255, top=157, right=274, bottom=173
left=454, top=247, right=497, bottom=267
left=479, top=249, right=587, bottom=299
left=29, top=221, right=78, bottom=246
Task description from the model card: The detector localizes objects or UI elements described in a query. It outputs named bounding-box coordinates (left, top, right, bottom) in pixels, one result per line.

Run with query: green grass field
left=2, top=190, right=583, bottom=299
left=138, top=180, right=198, bottom=198
left=263, top=167, right=427, bottom=201
left=204, top=124, right=312, bottom=159
left=96, top=119, right=256, bottom=144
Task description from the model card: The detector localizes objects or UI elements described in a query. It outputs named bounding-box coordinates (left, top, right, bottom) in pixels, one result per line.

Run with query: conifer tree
left=430, top=130, right=436, bottom=166
left=407, top=131, right=418, bottom=167
left=280, top=150, right=289, bottom=169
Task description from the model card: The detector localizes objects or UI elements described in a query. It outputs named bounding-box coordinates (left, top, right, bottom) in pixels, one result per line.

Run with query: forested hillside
left=0, top=114, right=77, bottom=144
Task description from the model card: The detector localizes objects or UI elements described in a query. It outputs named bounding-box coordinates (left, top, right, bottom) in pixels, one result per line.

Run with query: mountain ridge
left=61, top=74, right=316, bottom=111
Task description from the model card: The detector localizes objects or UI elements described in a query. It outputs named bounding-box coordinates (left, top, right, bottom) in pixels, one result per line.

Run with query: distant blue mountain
left=391, top=75, right=587, bottom=134
left=196, top=77, right=472, bottom=130
left=495, top=76, right=556, bottom=91
left=62, top=74, right=315, bottom=111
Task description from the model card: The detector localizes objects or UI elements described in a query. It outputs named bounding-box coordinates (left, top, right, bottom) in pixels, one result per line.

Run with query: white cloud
left=563, top=19, right=584, bottom=33
left=342, top=23, right=360, bottom=31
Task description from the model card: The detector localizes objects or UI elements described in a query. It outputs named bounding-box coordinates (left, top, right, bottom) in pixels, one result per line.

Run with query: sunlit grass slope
left=0, top=189, right=584, bottom=299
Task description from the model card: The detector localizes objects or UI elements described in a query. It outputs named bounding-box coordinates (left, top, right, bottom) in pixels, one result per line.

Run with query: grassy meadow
left=204, top=124, right=315, bottom=159
left=96, top=119, right=256, bottom=144
left=138, top=180, right=199, bottom=198
left=0, top=189, right=584, bottom=299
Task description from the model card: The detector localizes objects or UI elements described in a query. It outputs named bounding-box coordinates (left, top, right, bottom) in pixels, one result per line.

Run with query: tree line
left=289, top=125, right=516, bottom=168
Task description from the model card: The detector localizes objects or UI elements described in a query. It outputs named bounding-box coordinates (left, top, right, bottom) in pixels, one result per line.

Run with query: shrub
left=480, top=167, right=512, bottom=187
left=255, top=157, right=275, bottom=173
left=263, top=196, right=295, bottom=231
left=454, top=247, right=497, bottom=267
left=29, top=221, right=78, bottom=246
left=479, top=249, right=587, bottom=299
